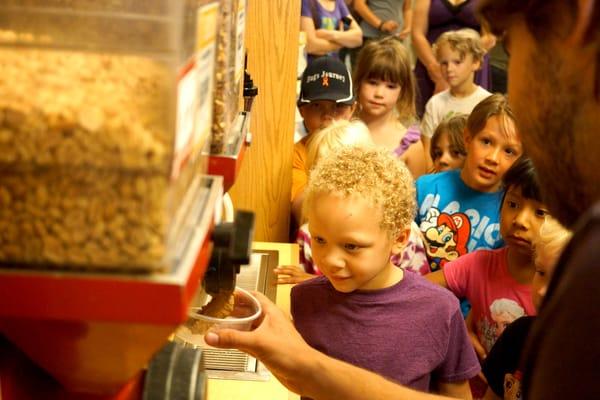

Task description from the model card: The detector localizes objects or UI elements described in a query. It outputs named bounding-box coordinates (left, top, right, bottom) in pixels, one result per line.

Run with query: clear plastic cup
left=174, top=286, right=261, bottom=347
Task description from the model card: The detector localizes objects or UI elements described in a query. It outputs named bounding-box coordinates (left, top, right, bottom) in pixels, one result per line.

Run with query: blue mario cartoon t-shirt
left=415, top=169, right=505, bottom=272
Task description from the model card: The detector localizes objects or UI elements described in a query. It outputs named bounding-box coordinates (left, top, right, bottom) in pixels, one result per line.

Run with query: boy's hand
left=274, top=264, right=315, bottom=284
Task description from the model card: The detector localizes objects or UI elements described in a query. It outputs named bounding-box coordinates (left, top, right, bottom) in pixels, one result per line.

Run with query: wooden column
left=229, top=0, right=300, bottom=242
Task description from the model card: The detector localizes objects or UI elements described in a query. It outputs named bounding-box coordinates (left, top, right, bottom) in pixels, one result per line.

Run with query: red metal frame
left=208, top=140, right=248, bottom=192
left=0, top=237, right=212, bottom=325
left=208, top=112, right=251, bottom=192
left=0, top=176, right=223, bottom=398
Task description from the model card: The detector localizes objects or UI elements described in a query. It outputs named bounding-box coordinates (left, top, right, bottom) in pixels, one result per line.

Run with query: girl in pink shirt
left=426, top=157, right=549, bottom=359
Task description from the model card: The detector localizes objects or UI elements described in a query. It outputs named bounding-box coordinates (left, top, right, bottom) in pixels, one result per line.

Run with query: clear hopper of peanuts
left=0, top=0, right=226, bottom=272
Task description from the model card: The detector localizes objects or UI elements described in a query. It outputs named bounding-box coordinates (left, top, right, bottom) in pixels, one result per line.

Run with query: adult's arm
left=302, top=16, right=343, bottom=55
left=205, top=292, right=462, bottom=400
left=399, top=0, right=414, bottom=39
left=411, top=0, right=447, bottom=92
left=479, top=20, right=496, bottom=52
left=316, top=17, right=363, bottom=48
left=353, top=0, right=399, bottom=33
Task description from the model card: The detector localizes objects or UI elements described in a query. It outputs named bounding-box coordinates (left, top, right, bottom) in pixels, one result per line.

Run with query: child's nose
left=515, top=206, right=535, bottom=227
left=485, top=147, right=501, bottom=164
left=539, top=284, right=548, bottom=300
left=322, top=250, right=345, bottom=271
left=513, top=208, right=533, bottom=229
left=439, top=151, right=452, bottom=164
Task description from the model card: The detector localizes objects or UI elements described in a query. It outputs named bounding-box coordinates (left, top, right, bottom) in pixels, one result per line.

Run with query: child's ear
left=298, top=104, right=307, bottom=119
left=463, top=128, right=473, bottom=146
left=391, top=228, right=411, bottom=255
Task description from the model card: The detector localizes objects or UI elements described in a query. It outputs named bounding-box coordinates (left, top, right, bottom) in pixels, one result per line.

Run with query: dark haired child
left=427, top=157, right=548, bottom=360
left=481, top=217, right=572, bottom=400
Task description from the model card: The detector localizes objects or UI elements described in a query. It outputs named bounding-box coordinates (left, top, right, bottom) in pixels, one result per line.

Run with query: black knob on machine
left=204, top=210, right=255, bottom=296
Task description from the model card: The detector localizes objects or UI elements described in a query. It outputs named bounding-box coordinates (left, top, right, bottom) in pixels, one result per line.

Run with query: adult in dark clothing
left=478, top=1, right=600, bottom=396
left=203, top=1, right=600, bottom=399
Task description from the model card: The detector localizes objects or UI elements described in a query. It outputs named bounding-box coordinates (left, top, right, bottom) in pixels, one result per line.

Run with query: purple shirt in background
left=301, top=0, right=351, bottom=63
left=393, top=125, right=422, bottom=157
left=291, top=273, right=480, bottom=394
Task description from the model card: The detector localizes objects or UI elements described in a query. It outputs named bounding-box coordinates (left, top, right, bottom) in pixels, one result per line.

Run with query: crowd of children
left=280, top=24, right=567, bottom=400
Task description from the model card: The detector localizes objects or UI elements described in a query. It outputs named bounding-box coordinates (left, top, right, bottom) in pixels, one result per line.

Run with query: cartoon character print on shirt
left=478, top=298, right=526, bottom=353
left=504, top=370, right=523, bottom=400
left=418, top=193, right=503, bottom=252
left=420, top=208, right=471, bottom=271
left=319, top=16, right=339, bottom=30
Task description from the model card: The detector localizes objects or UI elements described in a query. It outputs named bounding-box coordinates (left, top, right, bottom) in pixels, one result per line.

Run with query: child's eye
left=535, top=209, right=549, bottom=218
left=432, top=149, right=442, bottom=160
left=367, top=79, right=378, bottom=85
left=313, top=236, right=326, bottom=245
left=344, top=243, right=359, bottom=251
left=535, top=269, right=546, bottom=277
left=505, top=147, right=517, bottom=156
left=480, top=137, right=492, bottom=145
left=507, top=200, right=518, bottom=208
left=451, top=149, right=465, bottom=158
left=386, top=83, right=399, bottom=90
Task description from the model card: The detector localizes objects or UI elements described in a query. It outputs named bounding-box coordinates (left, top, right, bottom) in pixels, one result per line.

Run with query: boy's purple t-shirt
left=291, top=273, right=480, bottom=392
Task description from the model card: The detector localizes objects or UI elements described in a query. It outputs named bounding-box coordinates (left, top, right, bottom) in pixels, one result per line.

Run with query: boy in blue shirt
left=416, top=94, right=523, bottom=272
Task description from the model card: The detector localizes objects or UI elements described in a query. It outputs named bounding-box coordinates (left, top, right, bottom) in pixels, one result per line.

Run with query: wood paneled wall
left=229, top=0, right=300, bottom=242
